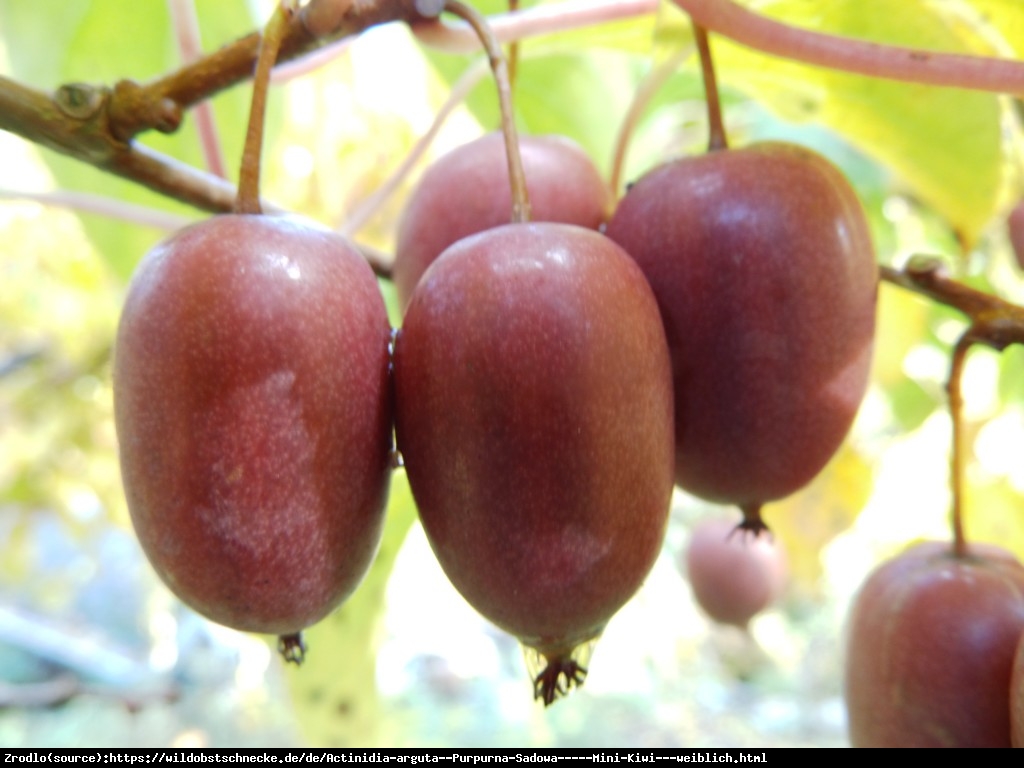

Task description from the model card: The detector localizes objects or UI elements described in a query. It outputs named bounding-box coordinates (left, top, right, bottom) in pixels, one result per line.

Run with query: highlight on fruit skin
left=605, top=141, right=877, bottom=523
left=113, top=214, right=394, bottom=657
left=843, top=540, right=1024, bottom=747
left=393, top=222, right=675, bottom=705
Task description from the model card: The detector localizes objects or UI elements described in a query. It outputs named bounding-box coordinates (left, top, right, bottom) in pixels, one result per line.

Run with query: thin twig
left=338, top=57, right=488, bottom=238
left=0, top=1, right=424, bottom=280
left=0, top=2, right=440, bottom=215
left=672, top=0, right=1024, bottom=94
left=0, top=188, right=195, bottom=231
left=167, top=0, right=227, bottom=179
left=880, top=259, right=1024, bottom=350
left=414, top=0, right=658, bottom=53
left=608, top=48, right=691, bottom=198
left=106, top=0, right=439, bottom=142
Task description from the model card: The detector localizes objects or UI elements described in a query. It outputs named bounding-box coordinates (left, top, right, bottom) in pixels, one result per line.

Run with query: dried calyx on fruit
left=113, top=4, right=393, bottom=662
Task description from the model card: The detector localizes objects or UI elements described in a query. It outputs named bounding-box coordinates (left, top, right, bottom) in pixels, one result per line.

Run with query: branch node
left=300, top=0, right=355, bottom=38
left=54, top=83, right=107, bottom=121
left=154, top=99, right=184, bottom=134
left=108, top=80, right=183, bottom=142
left=904, top=254, right=948, bottom=280
left=881, top=259, right=1024, bottom=353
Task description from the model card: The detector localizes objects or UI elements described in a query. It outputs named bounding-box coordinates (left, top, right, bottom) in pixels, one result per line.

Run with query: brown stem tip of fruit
left=533, top=656, right=588, bottom=707
left=737, top=503, right=771, bottom=538
left=278, top=632, right=307, bottom=665
left=523, top=639, right=596, bottom=707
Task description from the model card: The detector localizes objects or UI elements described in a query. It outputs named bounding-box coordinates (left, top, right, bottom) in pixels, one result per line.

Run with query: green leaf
left=998, top=344, right=1024, bottom=406
left=712, top=0, right=1006, bottom=246
left=0, top=0, right=261, bottom=281
left=958, top=0, right=1024, bottom=56
left=513, top=50, right=647, bottom=174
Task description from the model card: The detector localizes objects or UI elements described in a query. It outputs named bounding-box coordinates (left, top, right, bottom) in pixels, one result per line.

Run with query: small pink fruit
left=683, top=517, right=787, bottom=628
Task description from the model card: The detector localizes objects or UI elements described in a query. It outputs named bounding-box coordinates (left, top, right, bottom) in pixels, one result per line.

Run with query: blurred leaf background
left=1, top=0, right=1023, bottom=748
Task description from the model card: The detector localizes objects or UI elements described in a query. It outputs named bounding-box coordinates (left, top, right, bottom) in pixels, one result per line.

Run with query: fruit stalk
left=507, top=0, right=520, bottom=92
left=946, top=333, right=973, bottom=558
left=235, top=2, right=294, bottom=215
left=443, top=0, right=531, bottom=223
left=692, top=23, right=728, bottom=152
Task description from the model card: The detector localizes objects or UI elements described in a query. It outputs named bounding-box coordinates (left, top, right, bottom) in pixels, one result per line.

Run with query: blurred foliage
left=0, top=0, right=261, bottom=279
left=768, top=445, right=874, bottom=597
left=1, top=0, right=1024, bottom=748
left=0, top=200, right=124, bottom=562
left=280, top=471, right=418, bottom=747
left=713, top=0, right=1010, bottom=247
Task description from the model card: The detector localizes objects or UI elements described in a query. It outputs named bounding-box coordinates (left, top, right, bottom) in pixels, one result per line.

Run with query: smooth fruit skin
left=393, top=132, right=612, bottom=309
left=114, top=215, right=393, bottom=635
left=393, top=223, right=674, bottom=655
left=606, top=142, right=877, bottom=507
left=1012, top=630, right=1024, bottom=747
left=843, top=541, right=1024, bottom=747
left=684, top=517, right=787, bottom=628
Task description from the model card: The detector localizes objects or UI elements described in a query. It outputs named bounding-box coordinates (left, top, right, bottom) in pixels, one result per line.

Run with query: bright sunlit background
left=2, top=0, right=1024, bottom=749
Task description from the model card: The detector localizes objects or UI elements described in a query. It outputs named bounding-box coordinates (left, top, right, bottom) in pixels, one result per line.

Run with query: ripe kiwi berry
left=606, top=142, right=877, bottom=527
left=393, top=221, right=674, bottom=704
left=114, top=215, right=393, bottom=650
